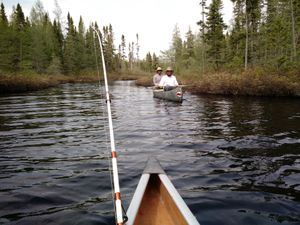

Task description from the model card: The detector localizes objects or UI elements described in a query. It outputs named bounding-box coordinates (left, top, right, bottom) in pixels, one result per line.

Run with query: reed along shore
left=1, top=70, right=299, bottom=97
left=136, top=70, right=300, bottom=97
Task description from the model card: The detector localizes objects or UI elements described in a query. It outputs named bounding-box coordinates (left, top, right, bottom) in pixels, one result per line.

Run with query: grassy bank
left=1, top=70, right=299, bottom=97
left=136, top=69, right=300, bottom=97
left=0, top=71, right=150, bottom=94
left=0, top=72, right=101, bottom=94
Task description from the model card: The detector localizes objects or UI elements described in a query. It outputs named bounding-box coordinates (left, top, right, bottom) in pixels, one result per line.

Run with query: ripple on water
left=0, top=82, right=300, bottom=225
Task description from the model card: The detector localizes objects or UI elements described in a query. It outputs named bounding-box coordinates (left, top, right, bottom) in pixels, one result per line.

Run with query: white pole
left=92, top=27, right=124, bottom=225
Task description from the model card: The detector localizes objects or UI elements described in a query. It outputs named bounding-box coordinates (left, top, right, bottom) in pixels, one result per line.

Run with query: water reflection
left=0, top=81, right=299, bottom=225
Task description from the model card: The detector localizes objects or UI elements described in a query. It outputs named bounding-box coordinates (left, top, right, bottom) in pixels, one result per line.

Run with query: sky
left=2, top=0, right=233, bottom=58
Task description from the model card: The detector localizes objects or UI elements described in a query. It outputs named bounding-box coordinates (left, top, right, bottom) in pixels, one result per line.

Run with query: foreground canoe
left=153, top=86, right=183, bottom=102
left=126, top=158, right=200, bottom=225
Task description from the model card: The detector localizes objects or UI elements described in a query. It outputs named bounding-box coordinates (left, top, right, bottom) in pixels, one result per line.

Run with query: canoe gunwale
left=126, top=173, right=150, bottom=225
left=159, top=173, right=199, bottom=225
left=126, top=158, right=200, bottom=225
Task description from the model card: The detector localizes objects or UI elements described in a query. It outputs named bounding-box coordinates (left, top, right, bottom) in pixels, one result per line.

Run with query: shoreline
left=0, top=72, right=145, bottom=94
left=136, top=71, right=300, bottom=97
left=1, top=71, right=299, bottom=97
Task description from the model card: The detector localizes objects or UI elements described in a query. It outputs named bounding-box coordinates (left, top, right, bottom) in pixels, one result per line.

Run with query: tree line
left=0, top=1, right=146, bottom=76
left=1, top=0, right=299, bottom=78
left=161, top=0, right=300, bottom=75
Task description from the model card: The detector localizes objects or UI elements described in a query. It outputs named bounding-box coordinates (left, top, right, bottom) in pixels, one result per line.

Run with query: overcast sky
left=3, top=0, right=233, bottom=58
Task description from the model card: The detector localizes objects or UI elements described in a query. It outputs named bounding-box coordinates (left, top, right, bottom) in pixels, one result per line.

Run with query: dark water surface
left=0, top=81, right=299, bottom=225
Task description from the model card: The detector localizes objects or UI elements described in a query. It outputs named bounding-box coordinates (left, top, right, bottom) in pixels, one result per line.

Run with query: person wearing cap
left=153, top=67, right=163, bottom=86
left=159, top=67, right=179, bottom=91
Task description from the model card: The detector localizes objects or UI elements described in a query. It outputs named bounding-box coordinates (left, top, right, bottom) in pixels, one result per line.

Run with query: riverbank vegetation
left=153, top=0, right=300, bottom=96
left=0, top=0, right=300, bottom=96
left=0, top=1, right=148, bottom=93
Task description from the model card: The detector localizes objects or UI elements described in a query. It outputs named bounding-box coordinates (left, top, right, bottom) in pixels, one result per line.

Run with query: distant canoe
left=153, top=86, right=183, bottom=102
left=126, top=158, right=200, bottom=225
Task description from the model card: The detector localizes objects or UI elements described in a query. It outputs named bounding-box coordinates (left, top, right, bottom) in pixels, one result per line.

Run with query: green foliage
left=0, top=3, right=8, bottom=26
left=159, top=0, right=300, bottom=84
left=204, top=0, right=227, bottom=69
left=0, top=2, right=141, bottom=77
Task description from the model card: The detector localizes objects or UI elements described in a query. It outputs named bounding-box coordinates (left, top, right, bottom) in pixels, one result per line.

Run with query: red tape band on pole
left=115, top=192, right=121, bottom=200
left=111, top=151, right=117, bottom=158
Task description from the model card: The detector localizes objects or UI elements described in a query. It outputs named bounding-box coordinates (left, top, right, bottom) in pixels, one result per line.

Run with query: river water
left=0, top=81, right=299, bottom=225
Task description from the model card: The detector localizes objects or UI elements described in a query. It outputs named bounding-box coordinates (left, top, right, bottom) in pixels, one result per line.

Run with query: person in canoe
left=159, top=67, right=179, bottom=91
left=153, top=67, right=163, bottom=87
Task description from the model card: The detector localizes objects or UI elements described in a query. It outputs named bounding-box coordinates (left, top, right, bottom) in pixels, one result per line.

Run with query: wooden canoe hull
left=153, top=87, right=183, bottom=102
left=126, top=158, right=200, bottom=225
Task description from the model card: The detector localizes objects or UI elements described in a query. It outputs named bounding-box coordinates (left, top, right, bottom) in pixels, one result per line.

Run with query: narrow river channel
left=0, top=81, right=299, bottom=225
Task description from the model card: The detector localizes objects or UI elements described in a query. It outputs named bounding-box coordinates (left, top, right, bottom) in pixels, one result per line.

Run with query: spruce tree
left=228, top=0, right=246, bottom=67
left=172, top=24, right=183, bottom=72
left=10, top=4, right=27, bottom=71
left=63, top=12, right=77, bottom=74
left=0, top=3, right=8, bottom=26
left=182, top=28, right=195, bottom=69
left=152, top=53, right=159, bottom=69
left=204, top=0, right=226, bottom=69
left=30, top=1, right=54, bottom=73
left=76, top=16, right=86, bottom=71
left=0, top=3, right=9, bottom=72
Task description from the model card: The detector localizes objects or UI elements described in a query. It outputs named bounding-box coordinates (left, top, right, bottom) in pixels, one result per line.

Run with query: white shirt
left=153, top=73, right=162, bottom=86
left=159, top=75, right=179, bottom=87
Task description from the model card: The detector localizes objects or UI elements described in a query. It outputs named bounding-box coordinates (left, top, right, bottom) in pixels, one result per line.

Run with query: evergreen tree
left=128, top=42, right=134, bottom=70
left=76, top=16, right=86, bottom=71
left=245, top=0, right=261, bottom=65
left=0, top=3, right=9, bottom=72
left=172, top=24, right=183, bottom=72
left=197, top=0, right=207, bottom=74
left=0, top=3, right=8, bottom=26
left=10, top=4, right=28, bottom=71
left=84, top=24, right=99, bottom=72
left=121, top=34, right=126, bottom=61
left=228, top=0, right=246, bottom=67
left=152, top=53, right=159, bottom=69
left=145, top=52, right=153, bottom=72
left=204, top=0, right=227, bottom=69
left=52, top=19, right=63, bottom=69
left=63, top=12, right=77, bottom=74
left=30, top=1, right=54, bottom=73
left=136, top=33, right=140, bottom=62
left=102, top=24, right=115, bottom=72
left=261, top=0, right=293, bottom=69
left=182, top=27, right=195, bottom=69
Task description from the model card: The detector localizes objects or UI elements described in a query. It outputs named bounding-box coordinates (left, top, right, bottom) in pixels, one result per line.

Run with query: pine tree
left=102, top=24, right=115, bottom=72
left=228, top=0, right=246, bottom=67
left=30, top=1, right=54, bottom=73
left=128, top=42, right=133, bottom=70
left=197, top=0, right=207, bottom=74
left=63, top=12, right=77, bottom=74
left=9, top=3, right=28, bottom=71
left=0, top=3, right=9, bottom=72
left=172, top=24, right=183, bottom=72
left=145, top=52, right=153, bottom=72
left=204, top=0, right=227, bottom=69
left=261, top=0, right=292, bottom=70
left=182, top=28, right=195, bottom=69
left=0, top=3, right=8, bottom=26
left=52, top=19, right=63, bottom=67
left=121, top=34, right=126, bottom=61
left=84, top=24, right=99, bottom=72
left=136, top=33, right=140, bottom=62
left=76, top=16, right=86, bottom=71
left=152, top=53, right=159, bottom=69
left=245, top=0, right=261, bottom=66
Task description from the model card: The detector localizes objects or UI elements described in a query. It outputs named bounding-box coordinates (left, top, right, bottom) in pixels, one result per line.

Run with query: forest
left=0, top=0, right=300, bottom=95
